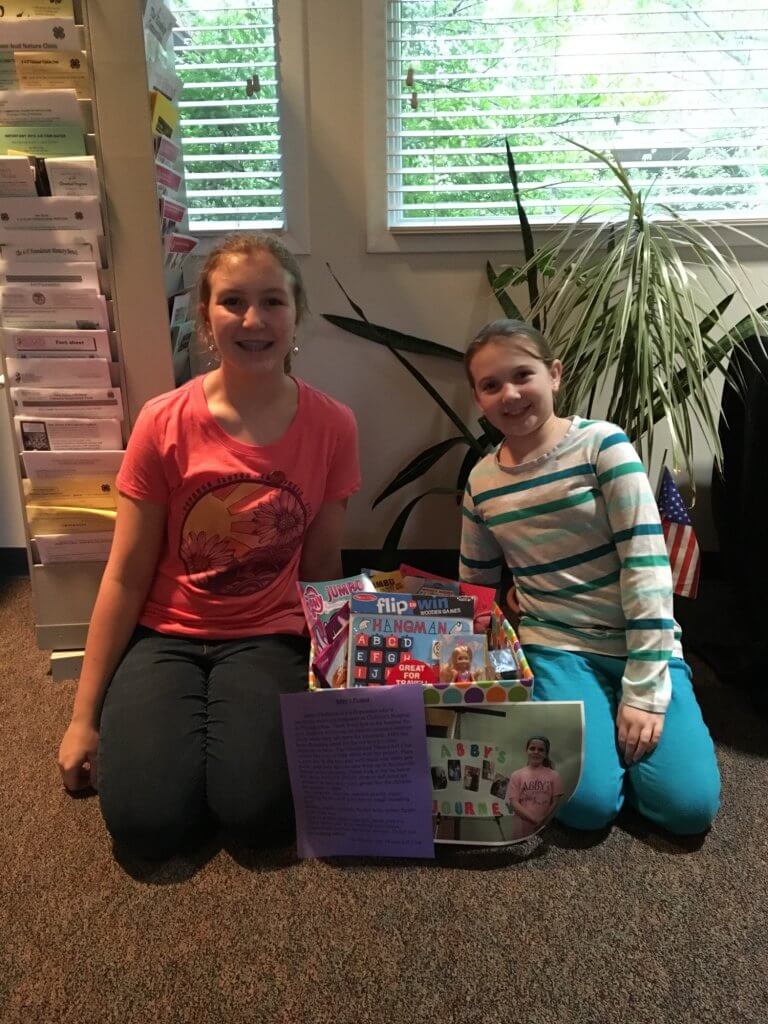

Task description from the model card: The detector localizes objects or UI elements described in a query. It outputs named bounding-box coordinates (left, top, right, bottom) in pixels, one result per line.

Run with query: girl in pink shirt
left=57, top=233, right=360, bottom=859
left=505, top=736, right=564, bottom=839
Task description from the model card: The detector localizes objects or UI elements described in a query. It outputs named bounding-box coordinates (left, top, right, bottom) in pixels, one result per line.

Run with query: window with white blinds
left=168, top=0, right=285, bottom=231
left=386, top=1, right=768, bottom=228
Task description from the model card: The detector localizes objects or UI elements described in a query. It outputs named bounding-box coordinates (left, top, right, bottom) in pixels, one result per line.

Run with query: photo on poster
left=427, top=698, right=584, bottom=846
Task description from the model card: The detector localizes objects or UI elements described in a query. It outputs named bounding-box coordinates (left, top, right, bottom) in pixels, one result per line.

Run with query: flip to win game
left=347, top=592, right=474, bottom=686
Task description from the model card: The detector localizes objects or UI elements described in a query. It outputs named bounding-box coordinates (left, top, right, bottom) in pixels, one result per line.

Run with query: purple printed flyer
left=280, top=684, right=435, bottom=859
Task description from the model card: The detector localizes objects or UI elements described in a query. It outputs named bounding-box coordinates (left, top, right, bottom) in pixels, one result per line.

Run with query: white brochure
left=0, top=230, right=99, bottom=262
left=147, top=61, right=182, bottom=103
left=22, top=448, right=124, bottom=480
left=0, top=196, right=102, bottom=233
left=144, top=0, right=176, bottom=46
left=0, top=88, right=82, bottom=128
left=15, top=415, right=122, bottom=451
left=0, top=19, right=81, bottom=54
left=0, top=260, right=99, bottom=289
left=169, top=289, right=191, bottom=327
left=2, top=327, right=110, bottom=357
left=5, top=356, right=111, bottom=387
left=44, top=154, right=97, bottom=196
left=11, top=386, right=123, bottom=419
left=45, top=156, right=98, bottom=197
left=34, top=532, right=113, bottom=564
left=0, top=288, right=108, bottom=329
left=0, top=156, right=37, bottom=197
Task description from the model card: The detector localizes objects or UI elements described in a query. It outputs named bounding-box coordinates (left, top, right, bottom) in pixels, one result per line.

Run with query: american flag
left=658, top=468, right=701, bottom=599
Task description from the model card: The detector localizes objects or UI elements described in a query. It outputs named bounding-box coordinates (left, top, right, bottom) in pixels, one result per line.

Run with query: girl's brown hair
left=196, top=232, right=308, bottom=373
left=527, top=735, right=554, bottom=770
left=464, top=319, right=556, bottom=387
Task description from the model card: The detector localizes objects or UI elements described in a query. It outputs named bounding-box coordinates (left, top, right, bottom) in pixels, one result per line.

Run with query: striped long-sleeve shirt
left=460, top=417, right=681, bottom=713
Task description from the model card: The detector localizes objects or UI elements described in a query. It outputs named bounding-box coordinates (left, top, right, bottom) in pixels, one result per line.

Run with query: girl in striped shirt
left=460, top=319, right=720, bottom=835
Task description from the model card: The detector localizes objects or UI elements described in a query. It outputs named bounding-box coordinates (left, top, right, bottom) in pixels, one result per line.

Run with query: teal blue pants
left=525, top=646, right=721, bottom=835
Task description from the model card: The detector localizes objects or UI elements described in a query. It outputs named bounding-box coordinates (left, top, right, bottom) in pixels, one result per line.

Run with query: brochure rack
left=0, top=0, right=174, bottom=678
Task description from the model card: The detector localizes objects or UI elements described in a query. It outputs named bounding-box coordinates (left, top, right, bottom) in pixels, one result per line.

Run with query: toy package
left=364, top=568, right=406, bottom=593
left=298, top=573, right=374, bottom=652
left=398, top=563, right=497, bottom=626
left=437, top=634, right=492, bottom=682
left=347, top=592, right=474, bottom=686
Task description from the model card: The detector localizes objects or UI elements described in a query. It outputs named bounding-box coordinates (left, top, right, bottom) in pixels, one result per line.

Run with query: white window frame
left=179, top=0, right=311, bottom=256
left=363, top=0, right=768, bottom=255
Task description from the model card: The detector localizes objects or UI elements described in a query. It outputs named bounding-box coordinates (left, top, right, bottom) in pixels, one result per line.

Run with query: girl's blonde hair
left=451, top=644, right=473, bottom=667
left=464, top=319, right=556, bottom=387
left=196, top=232, right=308, bottom=373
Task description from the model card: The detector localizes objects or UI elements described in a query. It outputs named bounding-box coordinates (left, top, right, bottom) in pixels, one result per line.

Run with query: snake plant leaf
left=372, top=436, right=468, bottom=509
left=323, top=314, right=463, bottom=361
left=381, top=487, right=461, bottom=567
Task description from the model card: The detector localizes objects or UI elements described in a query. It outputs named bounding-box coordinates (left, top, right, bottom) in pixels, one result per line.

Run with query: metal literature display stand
left=0, top=0, right=174, bottom=679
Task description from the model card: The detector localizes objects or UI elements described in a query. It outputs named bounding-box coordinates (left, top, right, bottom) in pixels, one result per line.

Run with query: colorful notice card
left=14, top=51, right=89, bottom=99
left=0, top=125, right=85, bottom=158
left=281, top=685, right=435, bottom=860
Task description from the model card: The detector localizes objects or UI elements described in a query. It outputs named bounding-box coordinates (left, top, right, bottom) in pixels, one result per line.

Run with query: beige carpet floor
left=1, top=575, right=767, bottom=1024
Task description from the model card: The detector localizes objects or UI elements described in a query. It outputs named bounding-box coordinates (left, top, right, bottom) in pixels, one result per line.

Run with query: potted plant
left=324, top=142, right=768, bottom=561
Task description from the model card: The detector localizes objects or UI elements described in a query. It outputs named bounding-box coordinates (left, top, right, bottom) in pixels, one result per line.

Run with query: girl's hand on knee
left=616, top=703, right=664, bottom=764
left=58, top=721, right=99, bottom=792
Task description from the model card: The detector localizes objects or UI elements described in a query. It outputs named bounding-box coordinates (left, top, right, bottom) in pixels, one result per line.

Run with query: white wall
left=2, top=0, right=766, bottom=553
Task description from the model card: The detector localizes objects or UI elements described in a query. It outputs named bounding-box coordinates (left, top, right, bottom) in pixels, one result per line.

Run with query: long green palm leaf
left=322, top=314, right=463, bottom=363
left=373, top=436, right=468, bottom=509
left=382, top=487, right=461, bottom=566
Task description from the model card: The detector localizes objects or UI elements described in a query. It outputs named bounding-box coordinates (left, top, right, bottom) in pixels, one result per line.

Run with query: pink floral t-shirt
left=116, top=375, right=360, bottom=638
